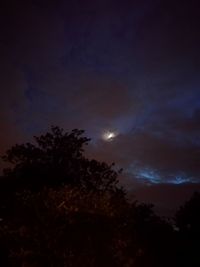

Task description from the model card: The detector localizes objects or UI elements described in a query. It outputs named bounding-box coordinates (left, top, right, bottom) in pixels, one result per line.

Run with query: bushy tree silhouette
left=0, top=126, right=127, bottom=266
left=0, top=126, right=198, bottom=267
left=0, top=186, right=126, bottom=267
left=175, top=192, right=200, bottom=267
left=2, top=126, right=121, bottom=193
left=175, top=192, right=200, bottom=234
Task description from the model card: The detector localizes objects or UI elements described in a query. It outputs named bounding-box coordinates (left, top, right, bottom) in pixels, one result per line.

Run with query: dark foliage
left=2, top=126, right=121, bottom=193
left=174, top=192, right=200, bottom=267
left=0, top=126, right=199, bottom=266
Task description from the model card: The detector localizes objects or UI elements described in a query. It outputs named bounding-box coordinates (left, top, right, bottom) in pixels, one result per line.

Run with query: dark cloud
left=87, top=129, right=200, bottom=180
left=87, top=90, right=200, bottom=184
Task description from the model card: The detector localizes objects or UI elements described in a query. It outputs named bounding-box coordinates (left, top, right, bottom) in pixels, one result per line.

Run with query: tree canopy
left=0, top=126, right=199, bottom=267
left=2, top=126, right=122, bottom=193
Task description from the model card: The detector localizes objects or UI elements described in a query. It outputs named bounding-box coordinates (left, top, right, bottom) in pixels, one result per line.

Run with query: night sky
left=1, top=0, right=200, bottom=215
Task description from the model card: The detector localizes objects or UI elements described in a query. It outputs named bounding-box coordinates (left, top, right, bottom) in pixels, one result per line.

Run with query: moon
left=102, top=131, right=117, bottom=141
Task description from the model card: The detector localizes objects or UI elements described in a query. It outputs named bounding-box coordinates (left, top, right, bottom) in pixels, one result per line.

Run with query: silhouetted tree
left=0, top=126, right=127, bottom=266
left=0, top=125, right=190, bottom=267
left=118, top=202, right=175, bottom=267
left=174, top=192, right=200, bottom=267
left=2, top=126, right=122, bottom=193
left=0, top=185, right=129, bottom=267
left=175, top=192, right=200, bottom=234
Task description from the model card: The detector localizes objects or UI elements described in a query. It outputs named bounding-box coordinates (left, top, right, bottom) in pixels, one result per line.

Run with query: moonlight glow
left=102, top=131, right=117, bottom=141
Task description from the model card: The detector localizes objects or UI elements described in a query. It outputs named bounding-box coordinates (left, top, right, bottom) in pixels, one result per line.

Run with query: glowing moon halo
left=102, top=131, right=117, bottom=141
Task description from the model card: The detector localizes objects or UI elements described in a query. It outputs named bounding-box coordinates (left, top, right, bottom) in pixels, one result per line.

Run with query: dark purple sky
left=1, top=0, right=200, bottom=215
